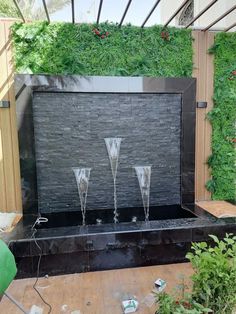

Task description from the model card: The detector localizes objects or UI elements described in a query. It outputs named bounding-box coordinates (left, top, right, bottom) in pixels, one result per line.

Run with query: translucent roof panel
left=99, top=0, right=128, bottom=24
left=46, top=0, right=72, bottom=22
left=73, top=0, right=100, bottom=24
left=192, top=0, right=236, bottom=30
left=15, top=0, right=236, bottom=31
left=123, top=0, right=161, bottom=26
left=18, top=0, right=46, bottom=21
left=158, top=0, right=187, bottom=27
left=144, top=2, right=162, bottom=27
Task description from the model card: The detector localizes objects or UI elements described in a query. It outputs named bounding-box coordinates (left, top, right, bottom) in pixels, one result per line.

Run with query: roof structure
left=11, top=0, right=236, bottom=32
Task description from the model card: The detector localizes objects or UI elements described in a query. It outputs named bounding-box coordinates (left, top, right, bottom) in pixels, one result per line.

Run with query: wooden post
left=0, top=19, right=22, bottom=213
left=192, top=31, right=215, bottom=201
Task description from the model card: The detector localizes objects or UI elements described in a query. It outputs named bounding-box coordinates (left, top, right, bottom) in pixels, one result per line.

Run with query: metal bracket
left=0, top=100, right=10, bottom=108
left=197, top=101, right=207, bottom=108
left=86, top=240, right=93, bottom=250
left=107, top=242, right=117, bottom=249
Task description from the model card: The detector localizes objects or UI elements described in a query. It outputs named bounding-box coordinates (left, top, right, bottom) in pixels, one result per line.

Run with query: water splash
left=104, top=138, right=122, bottom=223
left=72, top=167, right=91, bottom=226
left=134, top=166, right=152, bottom=221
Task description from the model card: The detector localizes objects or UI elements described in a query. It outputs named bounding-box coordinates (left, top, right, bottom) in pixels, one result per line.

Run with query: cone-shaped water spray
left=134, top=166, right=152, bottom=221
left=72, top=167, right=91, bottom=226
left=104, top=138, right=122, bottom=223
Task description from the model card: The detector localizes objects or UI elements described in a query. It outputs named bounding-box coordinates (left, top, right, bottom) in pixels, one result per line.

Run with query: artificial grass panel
left=207, top=32, right=236, bottom=201
left=11, top=22, right=193, bottom=77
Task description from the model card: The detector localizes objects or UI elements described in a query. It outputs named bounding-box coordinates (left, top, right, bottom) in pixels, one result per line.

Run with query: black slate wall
left=32, top=92, right=181, bottom=213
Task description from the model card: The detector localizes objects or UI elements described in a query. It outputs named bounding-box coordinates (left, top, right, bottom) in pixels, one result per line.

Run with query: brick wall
left=33, top=92, right=181, bottom=213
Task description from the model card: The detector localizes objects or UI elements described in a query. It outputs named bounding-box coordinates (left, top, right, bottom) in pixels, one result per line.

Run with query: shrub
left=11, top=22, right=193, bottom=77
left=156, top=234, right=236, bottom=314
left=187, top=234, right=236, bottom=314
left=156, top=292, right=211, bottom=314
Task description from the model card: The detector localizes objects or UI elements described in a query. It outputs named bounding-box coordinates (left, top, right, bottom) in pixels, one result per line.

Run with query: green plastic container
left=0, top=239, right=17, bottom=294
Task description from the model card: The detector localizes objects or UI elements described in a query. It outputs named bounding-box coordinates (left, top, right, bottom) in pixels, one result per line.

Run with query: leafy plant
left=156, top=292, right=212, bottom=314
left=206, top=32, right=236, bottom=201
left=187, top=233, right=236, bottom=314
left=11, top=22, right=193, bottom=77
left=155, top=234, right=236, bottom=314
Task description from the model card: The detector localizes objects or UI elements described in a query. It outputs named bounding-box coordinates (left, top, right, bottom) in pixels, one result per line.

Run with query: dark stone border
left=15, top=75, right=196, bottom=214
left=4, top=210, right=236, bottom=278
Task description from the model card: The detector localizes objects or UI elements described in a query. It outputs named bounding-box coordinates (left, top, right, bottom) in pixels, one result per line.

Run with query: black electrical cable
left=2, top=217, right=52, bottom=313
left=31, top=228, right=52, bottom=314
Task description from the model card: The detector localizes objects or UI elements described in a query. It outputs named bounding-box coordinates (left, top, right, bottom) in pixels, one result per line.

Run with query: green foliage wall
left=11, top=22, right=236, bottom=201
left=11, top=22, right=193, bottom=77
left=207, top=33, right=236, bottom=201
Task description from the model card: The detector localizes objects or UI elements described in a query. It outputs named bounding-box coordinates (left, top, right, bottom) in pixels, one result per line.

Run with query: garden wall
left=0, top=19, right=225, bottom=214
left=33, top=91, right=181, bottom=212
left=207, top=32, right=236, bottom=201
left=0, top=19, right=22, bottom=213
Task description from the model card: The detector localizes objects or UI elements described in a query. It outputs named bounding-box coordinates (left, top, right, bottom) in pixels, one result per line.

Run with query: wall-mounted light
left=197, top=101, right=207, bottom=108
left=0, top=101, right=10, bottom=108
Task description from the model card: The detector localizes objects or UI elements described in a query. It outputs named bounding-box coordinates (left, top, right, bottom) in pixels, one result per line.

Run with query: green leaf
left=11, top=22, right=193, bottom=78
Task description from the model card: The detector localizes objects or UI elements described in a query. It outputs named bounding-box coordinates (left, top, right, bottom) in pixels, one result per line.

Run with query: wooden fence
left=0, top=20, right=214, bottom=213
left=193, top=31, right=215, bottom=201
left=0, top=20, right=22, bottom=213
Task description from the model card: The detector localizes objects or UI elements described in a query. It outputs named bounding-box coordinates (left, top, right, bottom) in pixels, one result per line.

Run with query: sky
left=40, top=0, right=161, bottom=26
left=19, top=0, right=236, bottom=31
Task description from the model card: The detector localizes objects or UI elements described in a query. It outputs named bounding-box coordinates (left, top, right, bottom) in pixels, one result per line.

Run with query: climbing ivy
left=207, top=32, right=236, bottom=201
left=11, top=22, right=193, bottom=77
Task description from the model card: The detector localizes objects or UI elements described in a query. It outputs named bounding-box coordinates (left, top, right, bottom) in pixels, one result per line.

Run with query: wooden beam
left=224, top=22, right=236, bottom=32
left=12, top=0, right=25, bottom=23
left=163, top=0, right=190, bottom=28
left=203, top=5, right=236, bottom=31
left=71, top=0, right=75, bottom=23
left=0, top=20, right=22, bottom=213
left=192, top=30, right=215, bottom=201
left=119, top=0, right=132, bottom=27
left=96, top=0, right=103, bottom=24
left=141, top=0, right=162, bottom=28
left=42, top=0, right=50, bottom=23
left=185, top=0, right=218, bottom=29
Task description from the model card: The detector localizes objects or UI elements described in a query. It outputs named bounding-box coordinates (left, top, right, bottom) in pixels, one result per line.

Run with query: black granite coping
left=2, top=202, right=236, bottom=278
left=3, top=204, right=236, bottom=252
left=16, top=75, right=195, bottom=94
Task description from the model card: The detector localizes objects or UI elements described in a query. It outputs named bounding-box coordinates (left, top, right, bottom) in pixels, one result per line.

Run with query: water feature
left=134, top=166, right=152, bottom=221
left=13, top=76, right=203, bottom=277
left=72, top=167, right=91, bottom=226
left=104, top=138, right=122, bottom=223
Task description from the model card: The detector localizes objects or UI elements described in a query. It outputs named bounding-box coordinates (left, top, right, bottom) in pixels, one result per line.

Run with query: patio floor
left=0, top=263, right=193, bottom=314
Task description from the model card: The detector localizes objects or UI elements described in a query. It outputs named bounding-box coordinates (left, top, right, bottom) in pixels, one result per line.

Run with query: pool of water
left=36, top=204, right=197, bottom=229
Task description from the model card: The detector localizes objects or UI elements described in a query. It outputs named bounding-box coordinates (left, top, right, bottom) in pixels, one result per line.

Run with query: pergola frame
left=203, top=4, right=236, bottom=31
left=12, top=0, right=25, bottom=23
left=71, top=0, right=75, bottom=24
left=96, top=0, right=103, bottom=25
left=12, top=0, right=236, bottom=32
left=119, top=0, right=132, bottom=27
left=185, top=0, right=218, bottom=29
left=163, top=0, right=190, bottom=28
left=141, top=0, right=162, bottom=28
left=224, top=21, right=236, bottom=32
left=42, top=0, right=50, bottom=23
